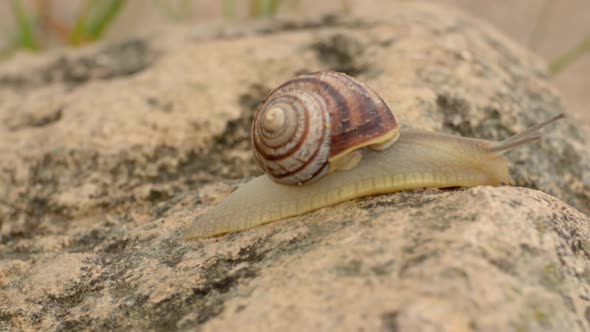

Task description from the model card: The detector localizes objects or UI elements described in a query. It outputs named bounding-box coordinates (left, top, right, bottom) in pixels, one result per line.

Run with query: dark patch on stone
left=7, top=107, right=63, bottom=131
left=0, top=39, right=154, bottom=90
left=437, top=93, right=510, bottom=140
left=145, top=187, right=172, bottom=202
left=186, top=14, right=373, bottom=48
left=1, top=149, right=99, bottom=240
left=381, top=311, right=399, bottom=332
left=371, top=260, right=396, bottom=276
left=147, top=240, right=268, bottom=329
left=520, top=243, right=543, bottom=255
left=32, top=107, right=62, bottom=127
left=43, top=280, right=103, bottom=325
left=217, top=84, right=264, bottom=149
left=399, top=251, right=440, bottom=276
left=57, top=318, right=92, bottom=332
left=147, top=83, right=268, bottom=191
left=193, top=263, right=258, bottom=298
left=359, top=192, right=415, bottom=210
left=310, top=34, right=371, bottom=76
left=157, top=239, right=187, bottom=268
left=90, top=237, right=269, bottom=330
left=547, top=213, right=590, bottom=261
left=483, top=254, right=516, bottom=276
left=358, top=197, right=401, bottom=210
left=76, top=220, right=122, bottom=251
left=358, top=189, right=458, bottom=214
left=0, top=309, right=14, bottom=327
left=145, top=97, right=174, bottom=113
left=436, top=93, right=475, bottom=136
left=441, top=267, right=469, bottom=281
left=254, top=14, right=373, bottom=35
left=306, top=216, right=356, bottom=237
left=331, top=259, right=363, bottom=277
left=72, top=228, right=109, bottom=252
left=97, top=236, right=130, bottom=254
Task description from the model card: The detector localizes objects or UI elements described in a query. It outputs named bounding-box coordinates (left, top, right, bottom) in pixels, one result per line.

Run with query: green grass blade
left=70, top=0, right=126, bottom=45
left=222, top=0, right=236, bottom=20
left=10, top=0, right=39, bottom=51
left=549, top=34, right=590, bottom=76
left=249, top=0, right=279, bottom=18
left=69, top=0, right=96, bottom=45
left=249, top=0, right=260, bottom=17
left=261, top=0, right=279, bottom=17
left=84, top=0, right=126, bottom=40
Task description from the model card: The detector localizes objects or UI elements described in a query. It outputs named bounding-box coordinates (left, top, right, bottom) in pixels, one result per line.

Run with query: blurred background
left=0, top=0, right=588, bottom=127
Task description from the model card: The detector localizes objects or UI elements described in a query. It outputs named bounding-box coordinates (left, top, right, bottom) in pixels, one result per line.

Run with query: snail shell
left=251, top=71, right=400, bottom=185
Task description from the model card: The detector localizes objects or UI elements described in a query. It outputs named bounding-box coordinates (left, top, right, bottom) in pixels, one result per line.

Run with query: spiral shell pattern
left=252, top=71, right=398, bottom=185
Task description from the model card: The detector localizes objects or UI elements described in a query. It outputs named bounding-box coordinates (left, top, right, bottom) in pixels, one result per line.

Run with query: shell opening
left=263, top=107, right=286, bottom=132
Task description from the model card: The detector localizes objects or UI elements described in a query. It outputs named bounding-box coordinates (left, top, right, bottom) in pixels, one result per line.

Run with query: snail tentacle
left=487, top=113, right=564, bottom=154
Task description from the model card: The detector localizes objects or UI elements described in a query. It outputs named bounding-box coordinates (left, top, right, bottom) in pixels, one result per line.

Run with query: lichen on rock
left=0, top=2, right=589, bottom=331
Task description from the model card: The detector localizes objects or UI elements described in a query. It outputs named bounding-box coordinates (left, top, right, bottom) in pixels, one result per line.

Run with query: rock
left=2, top=186, right=590, bottom=331
left=0, top=2, right=589, bottom=331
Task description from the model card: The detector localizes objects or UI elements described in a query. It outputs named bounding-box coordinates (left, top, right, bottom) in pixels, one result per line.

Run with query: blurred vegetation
left=0, top=0, right=588, bottom=76
left=10, top=0, right=39, bottom=51
left=548, top=34, right=590, bottom=76
left=2, top=0, right=127, bottom=57
left=68, top=0, right=126, bottom=45
left=248, top=0, right=281, bottom=17
left=223, top=0, right=301, bottom=20
left=529, top=0, right=590, bottom=76
left=0, top=0, right=308, bottom=57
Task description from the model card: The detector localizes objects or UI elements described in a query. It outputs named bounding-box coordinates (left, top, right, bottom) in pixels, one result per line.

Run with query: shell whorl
left=252, top=71, right=399, bottom=185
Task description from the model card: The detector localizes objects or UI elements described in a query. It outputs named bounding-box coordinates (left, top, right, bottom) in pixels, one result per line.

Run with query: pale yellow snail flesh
left=183, top=114, right=564, bottom=239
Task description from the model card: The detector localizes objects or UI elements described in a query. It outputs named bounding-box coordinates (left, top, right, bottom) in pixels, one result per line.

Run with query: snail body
left=183, top=71, right=564, bottom=239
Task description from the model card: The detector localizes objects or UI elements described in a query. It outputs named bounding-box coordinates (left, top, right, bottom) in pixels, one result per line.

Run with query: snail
left=183, top=71, right=564, bottom=239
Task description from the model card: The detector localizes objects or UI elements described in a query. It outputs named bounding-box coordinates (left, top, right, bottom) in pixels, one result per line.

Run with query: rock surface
left=0, top=2, right=589, bottom=331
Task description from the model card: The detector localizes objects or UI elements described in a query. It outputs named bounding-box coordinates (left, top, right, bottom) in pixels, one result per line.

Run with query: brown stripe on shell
left=251, top=82, right=331, bottom=185
left=269, top=71, right=397, bottom=158
left=270, top=109, right=329, bottom=182
left=263, top=102, right=329, bottom=182
left=318, top=72, right=398, bottom=157
left=266, top=74, right=351, bottom=132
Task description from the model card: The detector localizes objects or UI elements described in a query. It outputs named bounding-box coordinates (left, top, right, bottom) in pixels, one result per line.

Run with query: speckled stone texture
left=0, top=2, right=589, bottom=331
